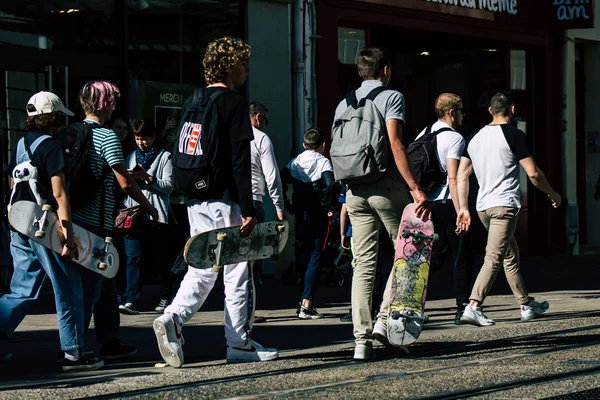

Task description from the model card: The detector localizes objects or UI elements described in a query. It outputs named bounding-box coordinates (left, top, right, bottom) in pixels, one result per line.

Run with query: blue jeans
left=0, top=231, right=84, bottom=351
left=77, top=221, right=120, bottom=345
left=300, top=213, right=329, bottom=301
left=123, top=222, right=172, bottom=303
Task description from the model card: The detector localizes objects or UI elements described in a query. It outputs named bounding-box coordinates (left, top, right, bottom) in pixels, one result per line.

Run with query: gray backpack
left=330, top=86, right=388, bottom=184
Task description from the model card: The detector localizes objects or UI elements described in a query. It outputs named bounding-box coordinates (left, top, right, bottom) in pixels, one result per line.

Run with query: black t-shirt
left=184, top=87, right=255, bottom=217
left=8, top=131, right=65, bottom=205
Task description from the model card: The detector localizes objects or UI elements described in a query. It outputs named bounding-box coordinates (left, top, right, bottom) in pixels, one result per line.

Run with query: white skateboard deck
left=9, top=201, right=119, bottom=278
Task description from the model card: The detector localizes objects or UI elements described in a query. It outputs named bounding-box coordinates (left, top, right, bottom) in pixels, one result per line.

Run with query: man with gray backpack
left=331, top=46, right=430, bottom=361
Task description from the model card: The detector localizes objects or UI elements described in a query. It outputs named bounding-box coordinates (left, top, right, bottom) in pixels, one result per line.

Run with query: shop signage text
left=159, top=93, right=184, bottom=105
left=424, top=0, right=518, bottom=15
left=553, top=0, right=592, bottom=21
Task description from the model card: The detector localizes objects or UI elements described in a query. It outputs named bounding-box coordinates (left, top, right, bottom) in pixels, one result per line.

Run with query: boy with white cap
left=0, top=91, right=103, bottom=371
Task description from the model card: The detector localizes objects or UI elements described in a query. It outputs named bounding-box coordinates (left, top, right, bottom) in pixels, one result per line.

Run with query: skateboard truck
left=269, top=224, right=287, bottom=261
left=34, top=204, right=53, bottom=238
left=212, top=232, right=227, bottom=272
left=96, top=237, right=113, bottom=271
left=401, top=229, right=438, bottom=245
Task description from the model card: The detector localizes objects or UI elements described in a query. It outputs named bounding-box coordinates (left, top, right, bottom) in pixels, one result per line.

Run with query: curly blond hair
left=203, top=37, right=251, bottom=84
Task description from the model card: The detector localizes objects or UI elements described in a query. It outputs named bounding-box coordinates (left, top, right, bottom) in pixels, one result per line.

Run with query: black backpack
left=172, top=87, right=229, bottom=198
left=55, top=121, right=108, bottom=210
left=407, top=124, right=454, bottom=193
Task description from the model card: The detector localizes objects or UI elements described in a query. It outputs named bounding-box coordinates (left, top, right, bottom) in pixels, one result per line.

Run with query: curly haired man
left=153, top=37, right=278, bottom=367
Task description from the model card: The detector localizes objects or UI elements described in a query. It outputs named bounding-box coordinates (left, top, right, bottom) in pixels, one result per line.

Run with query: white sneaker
left=153, top=313, right=184, bottom=368
left=373, top=319, right=410, bottom=354
left=226, top=339, right=278, bottom=363
left=354, top=343, right=374, bottom=361
left=460, top=305, right=495, bottom=326
left=521, top=300, right=549, bottom=321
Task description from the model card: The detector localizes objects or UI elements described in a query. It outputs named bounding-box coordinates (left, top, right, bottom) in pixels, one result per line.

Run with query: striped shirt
left=72, top=119, right=124, bottom=232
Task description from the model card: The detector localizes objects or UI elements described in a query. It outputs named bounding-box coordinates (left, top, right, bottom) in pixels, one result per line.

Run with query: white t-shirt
left=415, top=121, right=465, bottom=202
left=463, top=124, right=530, bottom=211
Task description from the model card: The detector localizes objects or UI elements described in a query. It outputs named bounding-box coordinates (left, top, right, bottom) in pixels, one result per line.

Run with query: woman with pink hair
left=72, top=80, right=158, bottom=360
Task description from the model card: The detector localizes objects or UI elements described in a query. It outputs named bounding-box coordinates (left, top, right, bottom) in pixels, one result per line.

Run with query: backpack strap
left=357, top=86, right=389, bottom=108
left=432, top=127, right=455, bottom=136
left=20, top=135, right=51, bottom=163
left=345, top=90, right=358, bottom=108
left=16, top=138, right=27, bottom=164
left=204, top=87, right=229, bottom=111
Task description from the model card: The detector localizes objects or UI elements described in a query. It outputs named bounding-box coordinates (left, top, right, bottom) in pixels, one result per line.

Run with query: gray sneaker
left=460, top=305, right=495, bottom=326
left=521, top=300, right=549, bottom=321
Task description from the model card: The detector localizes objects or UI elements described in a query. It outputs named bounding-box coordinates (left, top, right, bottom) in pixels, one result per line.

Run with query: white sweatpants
left=164, top=199, right=255, bottom=347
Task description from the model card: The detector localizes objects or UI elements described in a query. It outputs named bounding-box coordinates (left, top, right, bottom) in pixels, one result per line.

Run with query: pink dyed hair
left=78, top=81, right=121, bottom=114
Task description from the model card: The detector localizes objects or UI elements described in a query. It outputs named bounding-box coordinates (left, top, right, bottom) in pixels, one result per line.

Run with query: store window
left=0, top=1, right=117, bottom=54
left=510, top=49, right=527, bottom=91
left=338, top=27, right=365, bottom=65
left=127, top=0, right=243, bottom=145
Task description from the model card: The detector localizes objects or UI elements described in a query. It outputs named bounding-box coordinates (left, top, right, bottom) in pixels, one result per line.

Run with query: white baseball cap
left=26, top=91, right=74, bottom=117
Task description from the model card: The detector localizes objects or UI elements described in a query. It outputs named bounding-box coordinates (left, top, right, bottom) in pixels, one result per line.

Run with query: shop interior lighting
left=58, top=9, right=80, bottom=13
left=420, top=51, right=430, bottom=56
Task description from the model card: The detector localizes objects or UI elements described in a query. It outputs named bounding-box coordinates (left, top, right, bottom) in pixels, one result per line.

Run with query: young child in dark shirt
left=281, top=128, right=335, bottom=319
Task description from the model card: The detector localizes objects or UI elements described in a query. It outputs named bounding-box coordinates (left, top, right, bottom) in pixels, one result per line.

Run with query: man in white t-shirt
left=456, top=92, right=561, bottom=326
left=414, top=93, right=474, bottom=325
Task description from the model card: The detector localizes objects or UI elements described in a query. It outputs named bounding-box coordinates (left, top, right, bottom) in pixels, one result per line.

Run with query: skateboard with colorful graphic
left=8, top=200, right=119, bottom=278
left=184, top=220, right=289, bottom=271
left=387, top=203, right=437, bottom=346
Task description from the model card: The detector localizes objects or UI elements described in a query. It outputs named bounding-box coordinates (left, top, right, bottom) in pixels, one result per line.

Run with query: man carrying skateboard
left=331, top=47, right=430, bottom=360
left=456, top=92, right=561, bottom=326
left=249, top=101, right=285, bottom=323
left=153, top=37, right=278, bottom=368
left=0, top=91, right=102, bottom=371
left=73, top=81, right=158, bottom=360
left=413, top=93, right=474, bottom=324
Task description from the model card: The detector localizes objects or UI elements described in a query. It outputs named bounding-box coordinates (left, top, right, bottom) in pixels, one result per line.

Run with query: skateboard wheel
left=217, top=233, right=227, bottom=241
left=277, top=224, right=286, bottom=233
left=98, top=262, right=107, bottom=271
left=105, top=237, right=114, bottom=244
left=42, top=204, right=53, bottom=212
left=432, top=233, right=439, bottom=242
left=391, top=310, right=401, bottom=320
left=35, top=230, right=45, bottom=238
left=402, top=229, right=411, bottom=239
left=212, top=264, right=222, bottom=273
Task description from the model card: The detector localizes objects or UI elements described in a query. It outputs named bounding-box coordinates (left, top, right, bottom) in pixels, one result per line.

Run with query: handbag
left=114, top=206, right=145, bottom=231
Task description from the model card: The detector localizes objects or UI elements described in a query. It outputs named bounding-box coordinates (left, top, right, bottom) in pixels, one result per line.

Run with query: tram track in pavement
left=44, top=322, right=599, bottom=399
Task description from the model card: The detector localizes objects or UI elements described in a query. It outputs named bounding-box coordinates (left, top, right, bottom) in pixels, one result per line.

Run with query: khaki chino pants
left=346, top=175, right=411, bottom=346
left=470, top=206, right=531, bottom=306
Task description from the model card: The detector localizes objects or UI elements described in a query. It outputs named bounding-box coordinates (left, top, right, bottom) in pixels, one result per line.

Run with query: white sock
left=64, top=348, right=80, bottom=361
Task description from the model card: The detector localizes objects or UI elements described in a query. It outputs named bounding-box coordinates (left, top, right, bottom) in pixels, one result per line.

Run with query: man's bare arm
left=519, top=157, right=561, bottom=208
left=386, top=119, right=430, bottom=218
left=112, top=163, right=159, bottom=220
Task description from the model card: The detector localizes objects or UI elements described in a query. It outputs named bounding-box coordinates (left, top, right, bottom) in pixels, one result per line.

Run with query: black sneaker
left=155, top=299, right=170, bottom=314
left=62, top=356, right=104, bottom=372
left=455, top=310, right=464, bottom=325
left=120, top=302, right=140, bottom=315
left=298, top=307, right=324, bottom=319
left=340, top=310, right=352, bottom=323
left=100, top=342, right=138, bottom=360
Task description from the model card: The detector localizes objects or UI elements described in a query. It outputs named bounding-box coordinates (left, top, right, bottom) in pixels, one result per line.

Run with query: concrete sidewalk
left=2, top=254, right=599, bottom=371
